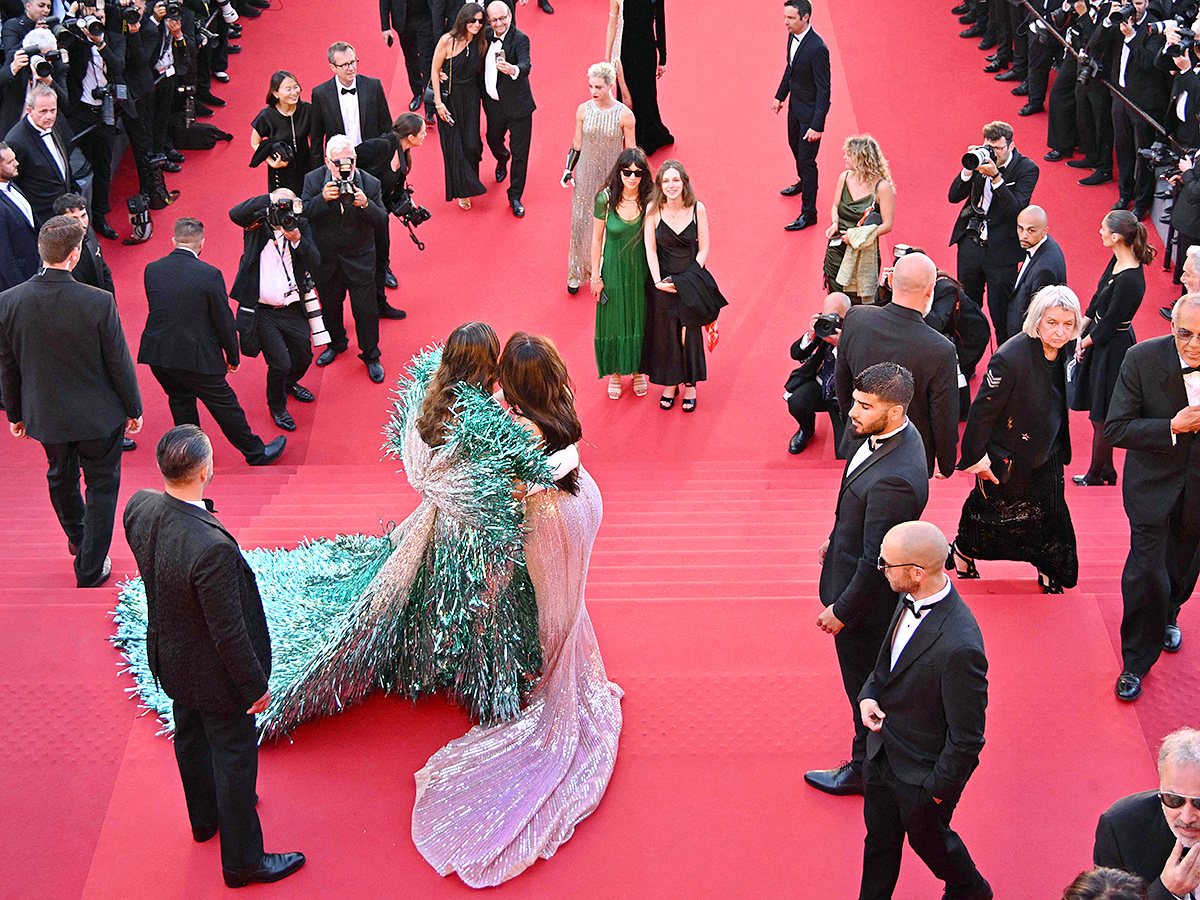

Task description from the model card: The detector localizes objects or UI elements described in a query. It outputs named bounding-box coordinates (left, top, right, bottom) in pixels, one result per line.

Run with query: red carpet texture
left=0, top=0, right=1192, bottom=897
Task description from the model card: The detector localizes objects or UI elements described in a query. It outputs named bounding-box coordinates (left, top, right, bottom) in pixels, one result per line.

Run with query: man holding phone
left=481, top=0, right=535, bottom=217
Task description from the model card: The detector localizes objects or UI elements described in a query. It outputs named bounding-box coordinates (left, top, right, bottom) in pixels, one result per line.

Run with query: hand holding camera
left=352, top=187, right=368, bottom=208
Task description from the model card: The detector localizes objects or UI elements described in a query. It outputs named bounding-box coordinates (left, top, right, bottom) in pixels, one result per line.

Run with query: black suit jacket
left=65, top=33, right=130, bottom=114
left=835, top=303, right=961, bottom=477
left=227, top=195, right=320, bottom=306
left=0, top=184, right=38, bottom=291
left=860, top=584, right=987, bottom=800
left=0, top=18, right=70, bottom=136
left=948, top=149, right=1040, bottom=267
left=3, top=115, right=74, bottom=226
left=0, top=268, right=141, bottom=442
left=1172, top=165, right=1200, bottom=238
left=1168, top=68, right=1200, bottom=150
left=1094, top=790, right=1177, bottom=900
left=1093, top=14, right=1169, bottom=114
left=774, top=28, right=830, bottom=132
left=1007, top=234, right=1068, bottom=338
left=309, top=75, right=392, bottom=169
left=819, top=423, right=930, bottom=631
left=139, top=248, right=239, bottom=374
left=123, top=490, right=271, bottom=716
left=1105, top=334, right=1200, bottom=528
left=481, top=26, right=535, bottom=118
left=785, top=333, right=834, bottom=394
left=72, top=231, right=115, bottom=297
left=300, top=165, right=387, bottom=282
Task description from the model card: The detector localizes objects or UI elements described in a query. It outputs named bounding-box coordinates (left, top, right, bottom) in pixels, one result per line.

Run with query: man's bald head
left=882, top=520, right=951, bottom=572
left=823, top=291, right=852, bottom=316
left=1017, top=205, right=1049, bottom=250
left=891, top=253, right=937, bottom=313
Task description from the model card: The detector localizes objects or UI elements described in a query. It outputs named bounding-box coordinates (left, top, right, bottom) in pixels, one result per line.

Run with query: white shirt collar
left=31, top=122, right=53, bottom=137
left=874, top=420, right=908, bottom=442
left=1023, top=235, right=1048, bottom=257
left=176, top=246, right=199, bottom=257
left=792, top=25, right=811, bottom=42
left=339, top=76, right=357, bottom=93
left=903, top=577, right=953, bottom=615
left=185, top=499, right=207, bottom=510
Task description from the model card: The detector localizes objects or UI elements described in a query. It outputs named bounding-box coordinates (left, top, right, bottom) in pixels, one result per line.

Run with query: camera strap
left=271, top=232, right=298, bottom=300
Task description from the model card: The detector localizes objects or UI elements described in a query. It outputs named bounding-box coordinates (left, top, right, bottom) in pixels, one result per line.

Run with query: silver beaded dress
left=568, top=99, right=629, bottom=288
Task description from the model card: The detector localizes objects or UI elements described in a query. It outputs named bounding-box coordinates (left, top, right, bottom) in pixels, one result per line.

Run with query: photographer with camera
left=229, top=189, right=321, bottom=432
left=784, top=291, right=850, bottom=456
left=1071, top=0, right=1117, bottom=183
left=0, top=0, right=67, bottom=136
left=948, top=120, right=1040, bottom=344
left=301, top=134, right=388, bottom=383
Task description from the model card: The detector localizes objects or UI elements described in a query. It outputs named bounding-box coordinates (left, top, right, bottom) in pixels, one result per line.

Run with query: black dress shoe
left=995, top=69, right=1022, bottom=82
left=788, top=429, right=809, bottom=454
left=194, top=102, right=214, bottom=118
left=1044, top=149, right=1068, bottom=162
left=160, top=160, right=183, bottom=173
left=959, top=10, right=979, bottom=23
left=288, top=384, right=314, bottom=402
left=1067, top=157, right=1097, bottom=169
left=1072, top=471, right=1117, bottom=486
left=192, top=823, right=218, bottom=842
left=496, top=158, right=508, bottom=182
left=315, top=347, right=343, bottom=367
left=223, top=852, right=305, bottom=888
left=409, top=94, right=423, bottom=112
left=272, top=410, right=296, bottom=431
left=1131, top=206, right=1149, bottom=222
left=94, top=217, right=119, bottom=240
left=951, top=2, right=970, bottom=14
left=227, top=43, right=243, bottom=53
left=978, top=32, right=998, bottom=50
left=68, top=540, right=79, bottom=556
left=960, top=22, right=986, bottom=37
left=1017, top=102, right=1042, bottom=116
left=804, top=762, right=864, bottom=796
left=780, top=181, right=803, bottom=196
left=200, top=92, right=226, bottom=107
left=166, top=149, right=185, bottom=164
left=985, top=52, right=999, bottom=62
left=123, top=437, right=137, bottom=451
left=983, top=60, right=1008, bottom=73
left=384, top=267, right=398, bottom=289
left=1161, top=306, right=1176, bottom=322
left=1165, top=624, right=1183, bottom=652
left=784, top=214, right=815, bottom=231
left=1115, top=671, right=1143, bottom=702
left=511, top=198, right=525, bottom=218
left=249, top=436, right=287, bottom=466
left=78, top=557, right=112, bottom=588
left=1111, top=197, right=1133, bottom=211
left=538, top=0, right=553, bottom=11
left=367, top=361, right=385, bottom=383
left=379, top=302, right=407, bottom=319
left=1079, top=170, right=1113, bottom=186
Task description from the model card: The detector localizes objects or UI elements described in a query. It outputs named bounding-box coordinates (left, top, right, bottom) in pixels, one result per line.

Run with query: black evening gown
left=250, top=102, right=314, bottom=196
left=643, top=212, right=705, bottom=385
left=620, top=0, right=674, bottom=156
left=1071, top=259, right=1143, bottom=423
left=437, top=42, right=487, bottom=202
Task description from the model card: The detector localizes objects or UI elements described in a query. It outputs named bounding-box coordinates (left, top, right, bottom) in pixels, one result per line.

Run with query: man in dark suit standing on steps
left=1104, top=294, right=1200, bottom=702
left=773, top=0, right=830, bottom=233
left=806, top=362, right=930, bottom=798
left=381, top=0, right=433, bottom=115
left=54, top=192, right=115, bottom=296
left=1006, top=204, right=1066, bottom=339
left=4, top=84, right=75, bottom=227
left=481, top=1, right=535, bottom=218
left=140, top=217, right=286, bottom=467
left=857, top=520, right=991, bottom=900
left=123, top=425, right=305, bottom=889
left=0, top=216, right=142, bottom=588
left=0, top=140, right=39, bottom=291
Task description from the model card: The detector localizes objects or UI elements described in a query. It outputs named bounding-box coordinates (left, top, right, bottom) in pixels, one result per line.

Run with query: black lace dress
left=642, top=211, right=706, bottom=386
left=437, top=42, right=487, bottom=202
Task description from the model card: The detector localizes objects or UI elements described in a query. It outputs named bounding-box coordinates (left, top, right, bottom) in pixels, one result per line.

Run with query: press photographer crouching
left=228, top=188, right=321, bottom=432
left=784, top=292, right=850, bottom=456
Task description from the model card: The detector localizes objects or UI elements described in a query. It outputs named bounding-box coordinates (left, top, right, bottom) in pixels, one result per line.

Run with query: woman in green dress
left=822, top=134, right=895, bottom=301
left=590, top=148, right=652, bottom=399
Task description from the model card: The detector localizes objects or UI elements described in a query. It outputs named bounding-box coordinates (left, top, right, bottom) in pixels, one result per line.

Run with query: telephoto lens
left=961, top=146, right=996, bottom=169
left=303, top=291, right=331, bottom=346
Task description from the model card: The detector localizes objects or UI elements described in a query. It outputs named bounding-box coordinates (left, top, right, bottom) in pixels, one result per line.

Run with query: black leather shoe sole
left=1165, top=625, right=1183, bottom=652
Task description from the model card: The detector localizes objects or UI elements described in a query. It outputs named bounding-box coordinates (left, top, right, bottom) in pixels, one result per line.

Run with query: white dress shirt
left=0, top=180, right=35, bottom=227
left=1117, top=13, right=1145, bottom=88
left=788, top=25, right=810, bottom=65
left=1012, top=234, right=1047, bottom=291
left=155, top=27, right=175, bottom=77
left=1183, top=355, right=1200, bottom=407
left=31, top=123, right=68, bottom=181
left=846, top=420, right=908, bottom=476
left=337, top=77, right=362, bottom=146
left=79, top=45, right=108, bottom=107
left=258, top=230, right=299, bottom=306
left=890, top=577, right=953, bottom=670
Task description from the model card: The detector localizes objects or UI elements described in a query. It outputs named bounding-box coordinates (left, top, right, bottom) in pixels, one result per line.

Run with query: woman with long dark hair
left=617, top=0, right=673, bottom=155
left=250, top=70, right=314, bottom=195
left=430, top=4, right=488, bottom=208
left=1072, top=209, right=1154, bottom=485
left=355, top=111, right=428, bottom=209
left=591, top=147, right=652, bottom=399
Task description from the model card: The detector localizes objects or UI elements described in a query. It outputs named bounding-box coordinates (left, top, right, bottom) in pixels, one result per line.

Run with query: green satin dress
left=593, top=190, right=649, bottom=376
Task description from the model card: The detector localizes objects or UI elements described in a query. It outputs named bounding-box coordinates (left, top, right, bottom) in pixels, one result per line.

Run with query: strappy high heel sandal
left=660, top=388, right=677, bottom=410
left=632, top=373, right=648, bottom=397
left=607, top=374, right=622, bottom=400
left=946, top=541, right=980, bottom=579
left=458, top=198, right=472, bottom=210
left=1037, top=570, right=1063, bottom=594
left=681, top=384, right=697, bottom=413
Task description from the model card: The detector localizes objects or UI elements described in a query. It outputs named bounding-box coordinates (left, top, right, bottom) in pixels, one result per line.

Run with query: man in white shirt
left=0, top=140, right=39, bottom=290
left=481, top=1, right=536, bottom=217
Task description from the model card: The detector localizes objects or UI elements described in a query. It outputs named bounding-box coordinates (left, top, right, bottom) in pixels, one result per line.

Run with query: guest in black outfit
left=774, top=0, right=830, bottom=232
left=1094, top=727, right=1200, bottom=895
left=1006, top=204, right=1067, bottom=339
left=0, top=140, right=38, bottom=291
left=1104, top=295, right=1200, bottom=701
left=431, top=4, right=487, bottom=208
left=1044, top=0, right=1085, bottom=162
left=53, top=192, right=114, bottom=296
left=123, top=425, right=305, bottom=889
left=481, top=1, right=534, bottom=217
left=381, top=0, right=433, bottom=113
left=309, top=41, right=393, bottom=167
left=785, top=291, right=850, bottom=455
left=1073, top=210, right=1152, bottom=487
left=951, top=285, right=1081, bottom=594
left=620, top=0, right=672, bottom=156
left=1169, top=152, right=1200, bottom=287
left=4, top=83, right=74, bottom=226
left=806, top=362, right=930, bottom=798
left=0, top=216, right=142, bottom=588
left=0, top=0, right=67, bottom=137
left=250, top=70, right=313, bottom=196
left=139, top=217, right=286, bottom=466
left=858, top=520, right=990, bottom=900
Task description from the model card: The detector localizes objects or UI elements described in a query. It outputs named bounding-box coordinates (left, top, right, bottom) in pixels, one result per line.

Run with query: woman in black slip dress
left=250, top=70, right=314, bottom=196
left=431, top=4, right=487, bottom=209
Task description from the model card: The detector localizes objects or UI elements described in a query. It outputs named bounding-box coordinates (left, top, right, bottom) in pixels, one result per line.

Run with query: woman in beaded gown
left=412, top=332, right=623, bottom=888
left=431, top=4, right=488, bottom=209
left=563, top=62, right=636, bottom=293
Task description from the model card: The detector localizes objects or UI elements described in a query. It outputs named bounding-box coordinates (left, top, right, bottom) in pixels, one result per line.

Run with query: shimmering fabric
left=568, top=101, right=628, bottom=288
left=412, top=467, right=624, bottom=887
left=611, top=0, right=624, bottom=67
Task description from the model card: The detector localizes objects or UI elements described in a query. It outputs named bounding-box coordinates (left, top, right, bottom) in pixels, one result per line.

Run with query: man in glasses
left=481, top=0, right=535, bottom=218
left=1095, top=727, right=1200, bottom=898
left=1105, top=294, right=1200, bottom=701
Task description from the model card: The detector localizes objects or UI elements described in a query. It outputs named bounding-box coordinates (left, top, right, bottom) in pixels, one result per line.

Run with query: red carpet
left=1, top=0, right=1192, bottom=896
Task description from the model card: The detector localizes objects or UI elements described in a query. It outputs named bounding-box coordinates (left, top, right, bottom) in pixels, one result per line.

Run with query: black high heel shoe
left=659, top=391, right=677, bottom=410
left=1072, top=470, right=1117, bottom=486
left=1038, top=570, right=1063, bottom=594
left=946, top=541, right=980, bottom=579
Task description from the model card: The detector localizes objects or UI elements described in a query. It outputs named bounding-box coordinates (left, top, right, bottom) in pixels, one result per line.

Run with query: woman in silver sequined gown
left=564, top=62, right=635, bottom=292
left=412, top=333, right=623, bottom=888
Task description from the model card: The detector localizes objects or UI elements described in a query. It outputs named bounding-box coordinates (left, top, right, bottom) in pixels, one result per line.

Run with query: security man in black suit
left=1006, top=204, right=1067, bottom=338
left=1094, top=727, right=1200, bottom=900
left=53, top=192, right=115, bottom=295
left=4, top=83, right=74, bottom=226
left=773, top=0, right=830, bottom=232
left=0, top=216, right=142, bottom=588
left=381, top=0, right=432, bottom=114
left=1104, top=295, right=1200, bottom=701
left=139, top=217, right=286, bottom=466
left=858, top=520, right=990, bottom=900
left=784, top=290, right=850, bottom=455
left=481, top=1, right=534, bottom=217
left=123, top=425, right=305, bottom=889
left=0, top=139, right=38, bottom=291
left=806, top=362, right=930, bottom=797
left=301, top=134, right=388, bottom=382
left=949, top=120, right=1040, bottom=344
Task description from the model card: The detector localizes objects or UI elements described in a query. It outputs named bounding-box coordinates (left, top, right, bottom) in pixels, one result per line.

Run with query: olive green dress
left=823, top=178, right=878, bottom=291
left=593, top=190, right=649, bottom=376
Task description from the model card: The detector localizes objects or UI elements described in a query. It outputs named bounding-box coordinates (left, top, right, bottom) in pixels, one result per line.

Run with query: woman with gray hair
left=948, top=285, right=1083, bottom=594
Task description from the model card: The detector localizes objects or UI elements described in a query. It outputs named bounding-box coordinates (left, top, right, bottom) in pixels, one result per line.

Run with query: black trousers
left=1076, top=75, right=1113, bottom=169
left=374, top=223, right=392, bottom=309
left=1026, top=35, right=1055, bottom=109
left=860, top=749, right=983, bottom=900
left=41, top=424, right=124, bottom=586
left=1120, top=496, right=1200, bottom=675
left=1047, top=54, right=1079, bottom=152
left=317, top=264, right=380, bottom=362
left=150, top=73, right=178, bottom=154
left=68, top=104, right=116, bottom=217
left=120, top=99, right=156, bottom=195
left=256, top=303, right=312, bottom=413
left=482, top=99, right=532, bottom=203
left=833, top=620, right=889, bottom=773
left=150, top=365, right=266, bottom=461
left=394, top=7, right=432, bottom=98
left=1112, top=98, right=1158, bottom=210
left=989, top=0, right=1011, bottom=56
left=955, top=236, right=1017, bottom=344
left=787, top=115, right=820, bottom=220
left=1009, top=7, right=1028, bottom=77
left=172, top=701, right=264, bottom=871
left=787, top=382, right=846, bottom=456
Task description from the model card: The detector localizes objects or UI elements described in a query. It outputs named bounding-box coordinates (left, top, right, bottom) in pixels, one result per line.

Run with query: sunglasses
left=1174, top=328, right=1200, bottom=344
left=621, top=169, right=643, bottom=178
left=470, top=16, right=483, bottom=22
left=1160, top=792, right=1200, bottom=811
left=877, top=556, right=926, bottom=571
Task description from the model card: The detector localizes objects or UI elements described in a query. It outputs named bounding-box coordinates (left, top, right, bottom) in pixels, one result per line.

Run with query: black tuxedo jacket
left=819, top=423, right=930, bottom=631
left=300, top=165, right=387, bottom=282
left=381, top=0, right=433, bottom=30
left=948, top=148, right=1040, bottom=267
left=4, top=115, right=75, bottom=226
left=1105, top=334, right=1200, bottom=529
left=0, top=18, right=70, bottom=136
left=835, top=303, right=961, bottom=477
left=123, top=490, right=271, bottom=716
left=785, top=333, right=834, bottom=394
left=228, top=195, right=320, bottom=306
left=0, top=268, right=141, bottom=443
left=481, top=26, right=535, bottom=118
left=139, top=248, right=239, bottom=375
left=1094, top=790, right=1177, bottom=900
left=73, top=231, right=115, bottom=297
left=860, top=584, right=987, bottom=800
left=1168, top=69, right=1200, bottom=150
left=1008, top=234, right=1067, bottom=337
left=774, top=28, right=830, bottom=132
left=0, top=185, right=38, bottom=291
left=1173, top=165, right=1200, bottom=238
left=1092, top=15, right=1169, bottom=113
left=309, top=75, right=392, bottom=169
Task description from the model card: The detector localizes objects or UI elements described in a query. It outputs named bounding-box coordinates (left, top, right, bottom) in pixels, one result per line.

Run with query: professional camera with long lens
left=216, top=0, right=238, bottom=21
left=335, top=159, right=356, bottom=200
left=63, top=12, right=105, bottom=37
left=961, top=145, right=997, bottom=169
left=165, top=1, right=183, bottom=18
left=92, top=83, right=129, bottom=127
left=1077, top=54, right=1103, bottom=84
left=299, top=275, right=330, bottom=347
left=1138, top=141, right=1183, bottom=170
left=125, top=192, right=153, bottom=244
left=22, top=35, right=62, bottom=77
left=115, top=0, right=140, bottom=23
left=1109, top=3, right=1136, bottom=24
left=266, top=197, right=300, bottom=230
left=384, top=185, right=431, bottom=250
left=1149, top=17, right=1198, bottom=53
left=813, top=313, right=843, bottom=339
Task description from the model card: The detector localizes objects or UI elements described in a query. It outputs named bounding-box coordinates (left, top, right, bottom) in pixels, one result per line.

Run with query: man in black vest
left=481, top=1, right=535, bottom=217
left=0, top=216, right=142, bottom=587
left=773, top=0, right=830, bottom=232
left=123, top=425, right=305, bottom=888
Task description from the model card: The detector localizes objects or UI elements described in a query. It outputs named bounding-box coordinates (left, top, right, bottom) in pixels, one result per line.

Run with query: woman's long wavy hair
left=601, top=147, right=652, bottom=218
left=844, top=134, right=895, bottom=191
left=416, top=322, right=500, bottom=447
left=650, top=159, right=697, bottom=211
left=449, top=2, right=488, bottom=56
left=499, top=333, right=583, bottom=495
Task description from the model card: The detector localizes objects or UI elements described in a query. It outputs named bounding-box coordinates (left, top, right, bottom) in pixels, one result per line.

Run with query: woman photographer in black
left=250, top=70, right=314, bottom=196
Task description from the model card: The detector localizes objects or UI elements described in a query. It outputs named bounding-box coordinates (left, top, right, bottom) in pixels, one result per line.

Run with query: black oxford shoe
left=78, top=557, right=112, bottom=588
left=1018, top=103, right=1043, bottom=116
left=983, top=60, right=1008, bottom=73
left=409, top=94, right=422, bottom=112
left=960, top=22, right=986, bottom=38
left=379, top=302, right=407, bottom=319
left=804, top=762, right=863, bottom=796
left=788, top=429, right=809, bottom=454
left=94, top=217, right=119, bottom=240
left=1165, top=624, right=1183, bottom=652
left=784, top=214, right=815, bottom=232
left=496, top=158, right=508, bottom=182
left=1115, top=671, right=1143, bottom=702
left=1079, top=170, right=1113, bottom=186
left=123, top=438, right=137, bottom=451
left=288, top=384, right=314, bottom=403
left=367, top=361, right=385, bottom=383
left=315, top=347, right=342, bottom=367
left=272, top=410, right=296, bottom=432
left=223, top=852, right=305, bottom=888
left=538, top=0, right=553, bottom=11
left=511, top=198, right=525, bottom=218
left=1043, top=149, right=1068, bottom=162
left=1067, top=157, right=1097, bottom=169
left=384, top=267, right=398, bottom=289
left=1161, top=306, right=1176, bottom=322
left=780, top=181, right=803, bottom=196
left=249, top=436, right=287, bottom=466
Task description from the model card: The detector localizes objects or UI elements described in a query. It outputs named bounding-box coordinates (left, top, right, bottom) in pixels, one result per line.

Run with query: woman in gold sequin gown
left=563, top=62, right=636, bottom=293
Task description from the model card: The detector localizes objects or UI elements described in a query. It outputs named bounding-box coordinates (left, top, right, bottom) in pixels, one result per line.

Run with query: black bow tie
left=1184, top=366, right=1200, bottom=375
left=341, top=87, right=356, bottom=95
left=868, top=434, right=893, bottom=452
left=902, top=597, right=931, bottom=618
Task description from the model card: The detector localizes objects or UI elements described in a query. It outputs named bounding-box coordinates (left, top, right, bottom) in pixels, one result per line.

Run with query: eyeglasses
left=1174, top=328, right=1200, bottom=344
left=332, top=58, right=358, bottom=69
left=877, top=556, right=926, bottom=571
left=1160, top=792, right=1200, bottom=811
left=620, top=169, right=643, bottom=178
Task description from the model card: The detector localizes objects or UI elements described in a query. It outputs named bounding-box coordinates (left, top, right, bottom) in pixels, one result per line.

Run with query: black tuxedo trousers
left=256, top=303, right=312, bottom=413
left=1112, top=98, right=1158, bottom=210
left=150, top=366, right=267, bottom=462
left=788, top=119, right=820, bottom=220
left=483, top=95, right=532, bottom=203
left=319, top=264, right=380, bottom=362
left=837, top=622, right=890, bottom=773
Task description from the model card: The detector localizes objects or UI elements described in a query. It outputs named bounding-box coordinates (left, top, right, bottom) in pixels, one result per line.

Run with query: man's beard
left=852, top=416, right=886, bottom=437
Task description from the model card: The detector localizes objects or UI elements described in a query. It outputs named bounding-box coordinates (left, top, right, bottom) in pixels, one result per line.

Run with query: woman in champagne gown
left=431, top=4, right=488, bottom=208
